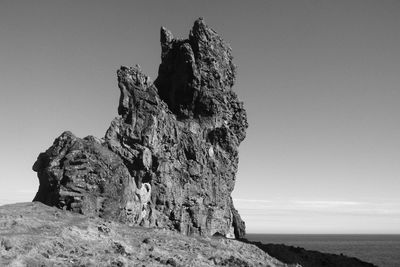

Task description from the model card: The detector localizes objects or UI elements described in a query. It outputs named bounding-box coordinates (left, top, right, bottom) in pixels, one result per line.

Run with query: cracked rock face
left=33, top=18, right=248, bottom=238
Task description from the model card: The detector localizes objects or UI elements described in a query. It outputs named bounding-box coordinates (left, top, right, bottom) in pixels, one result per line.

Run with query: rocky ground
left=0, top=202, right=292, bottom=267
left=243, top=241, right=377, bottom=267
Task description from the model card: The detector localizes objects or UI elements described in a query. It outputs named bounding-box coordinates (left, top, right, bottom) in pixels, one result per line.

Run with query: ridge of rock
left=32, top=18, right=248, bottom=238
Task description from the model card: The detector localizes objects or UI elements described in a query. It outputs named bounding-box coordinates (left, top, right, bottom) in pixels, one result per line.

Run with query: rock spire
left=33, top=18, right=248, bottom=238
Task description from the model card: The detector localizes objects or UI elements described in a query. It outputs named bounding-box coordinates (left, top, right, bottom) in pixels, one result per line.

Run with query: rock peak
left=190, top=16, right=214, bottom=41
left=156, top=18, right=236, bottom=118
left=33, top=19, right=248, bottom=239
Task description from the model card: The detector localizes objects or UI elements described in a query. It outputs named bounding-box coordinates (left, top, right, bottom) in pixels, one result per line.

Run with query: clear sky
left=1, top=0, right=399, bottom=234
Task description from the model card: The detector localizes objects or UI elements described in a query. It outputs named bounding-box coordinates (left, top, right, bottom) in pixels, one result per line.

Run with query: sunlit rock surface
left=33, top=18, right=247, bottom=238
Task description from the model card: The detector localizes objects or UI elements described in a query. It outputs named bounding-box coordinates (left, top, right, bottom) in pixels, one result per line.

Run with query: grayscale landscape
left=1, top=1, right=399, bottom=266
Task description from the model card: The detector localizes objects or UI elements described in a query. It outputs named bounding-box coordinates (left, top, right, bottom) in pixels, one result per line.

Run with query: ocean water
left=246, top=234, right=400, bottom=267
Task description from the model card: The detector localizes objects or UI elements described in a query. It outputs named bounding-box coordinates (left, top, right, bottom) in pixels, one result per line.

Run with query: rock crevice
left=33, top=18, right=248, bottom=238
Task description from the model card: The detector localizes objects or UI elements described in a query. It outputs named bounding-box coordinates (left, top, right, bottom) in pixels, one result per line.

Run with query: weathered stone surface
left=32, top=132, right=149, bottom=225
left=33, top=18, right=247, bottom=238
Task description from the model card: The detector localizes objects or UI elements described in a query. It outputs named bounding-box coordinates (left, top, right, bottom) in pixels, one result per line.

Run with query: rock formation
left=33, top=18, right=248, bottom=238
left=243, top=241, right=377, bottom=267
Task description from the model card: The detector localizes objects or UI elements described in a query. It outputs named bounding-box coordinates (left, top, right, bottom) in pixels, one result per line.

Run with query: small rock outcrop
left=33, top=18, right=248, bottom=238
left=246, top=242, right=377, bottom=267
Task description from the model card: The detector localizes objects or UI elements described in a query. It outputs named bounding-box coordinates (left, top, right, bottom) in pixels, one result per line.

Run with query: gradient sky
left=1, top=0, right=399, bottom=234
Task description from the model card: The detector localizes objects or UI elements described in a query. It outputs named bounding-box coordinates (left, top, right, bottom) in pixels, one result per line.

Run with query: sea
left=246, top=234, right=400, bottom=267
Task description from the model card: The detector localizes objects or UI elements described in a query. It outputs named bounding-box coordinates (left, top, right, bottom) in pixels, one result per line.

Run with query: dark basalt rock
left=33, top=18, right=248, bottom=238
left=242, top=240, right=377, bottom=267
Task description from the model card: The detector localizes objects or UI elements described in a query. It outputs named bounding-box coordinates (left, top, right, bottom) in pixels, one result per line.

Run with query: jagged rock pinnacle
left=33, top=18, right=248, bottom=238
